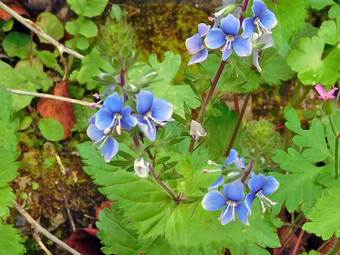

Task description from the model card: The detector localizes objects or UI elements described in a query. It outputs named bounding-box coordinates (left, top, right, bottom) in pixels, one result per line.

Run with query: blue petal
left=262, top=176, right=279, bottom=196
left=236, top=202, right=250, bottom=225
left=260, top=9, right=278, bottom=30
left=222, top=48, right=233, bottom=61
left=220, top=206, right=234, bottom=225
left=201, top=190, right=226, bottom=211
left=232, top=36, right=252, bottom=57
left=89, top=115, right=95, bottom=125
left=253, top=0, right=267, bottom=17
left=242, top=17, right=255, bottom=38
left=235, top=158, right=246, bottom=170
left=220, top=14, right=240, bottom=36
left=185, top=34, right=203, bottom=54
left=204, top=28, right=226, bottom=49
left=209, top=176, right=225, bottom=190
left=102, top=137, right=119, bottom=162
left=188, top=48, right=208, bottom=65
left=103, top=92, right=124, bottom=113
left=136, top=90, right=154, bottom=115
left=121, top=106, right=137, bottom=129
left=87, top=124, right=104, bottom=141
left=151, top=98, right=173, bottom=122
left=95, top=108, right=114, bottom=130
left=245, top=193, right=256, bottom=211
left=136, top=115, right=157, bottom=141
left=198, top=23, right=211, bottom=36
left=225, top=149, right=239, bottom=165
left=248, top=174, right=266, bottom=193
left=223, top=181, right=245, bottom=202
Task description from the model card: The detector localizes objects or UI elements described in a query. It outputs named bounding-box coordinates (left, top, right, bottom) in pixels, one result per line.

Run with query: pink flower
left=315, top=84, right=338, bottom=101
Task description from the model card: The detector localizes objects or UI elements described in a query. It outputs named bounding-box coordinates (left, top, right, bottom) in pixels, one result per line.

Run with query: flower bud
left=190, top=120, right=207, bottom=140
left=134, top=158, right=151, bottom=178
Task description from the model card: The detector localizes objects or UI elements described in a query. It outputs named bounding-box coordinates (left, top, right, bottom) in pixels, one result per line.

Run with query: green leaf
left=66, top=17, right=98, bottom=38
left=0, top=224, right=25, bottom=255
left=308, top=0, right=334, bottom=10
left=36, top=12, right=64, bottom=42
left=71, top=48, right=113, bottom=88
left=97, top=205, right=141, bottom=255
left=67, top=0, right=108, bottom=17
left=19, top=116, right=32, bottom=131
left=268, top=0, right=307, bottom=56
left=203, top=101, right=237, bottom=158
left=2, top=32, right=32, bottom=59
left=35, top=50, right=63, bottom=74
left=78, top=142, right=280, bottom=253
left=0, top=61, right=36, bottom=111
left=38, top=118, right=65, bottom=142
left=148, top=51, right=200, bottom=118
left=110, top=4, right=122, bottom=21
left=303, top=184, right=340, bottom=240
left=317, top=19, right=340, bottom=46
left=329, top=4, right=340, bottom=18
left=272, top=108, right=337, bottom=213
left=287, top=36, right=340, bottom=86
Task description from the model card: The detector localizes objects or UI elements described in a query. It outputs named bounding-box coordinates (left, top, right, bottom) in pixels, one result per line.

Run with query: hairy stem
left=188, top=61, right=227, bottom=152
left=224, top=94, right=251, bottom=157
left=14, top=202, right=81, bottom=255
left=7, top=88, right=100, bottom=108
left=0, top=1, right=84, bottom=60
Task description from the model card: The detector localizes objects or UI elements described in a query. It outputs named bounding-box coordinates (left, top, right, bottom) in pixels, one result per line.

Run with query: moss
left=130, top=2, right=208, bottom=61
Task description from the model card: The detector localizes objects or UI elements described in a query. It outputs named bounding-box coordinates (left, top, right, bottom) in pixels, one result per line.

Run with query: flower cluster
left=185, top=0, right=277, bottom=66
left=87, top=91, right=173, bottom=162
left=202, top=149, right=279, bottom=225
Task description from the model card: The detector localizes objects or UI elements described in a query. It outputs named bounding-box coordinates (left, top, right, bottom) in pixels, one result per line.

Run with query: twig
left=223, top=94, right=251, bottom=157
left=0, top=1, right=84, bottom=60
left=63, top=195, right=77, bottom=232
left=14, top=201, right=81, bottom=255
left=32, top=232, right=53, bottom=255
left=7, top=88, right=100, bottom=108
left=291, top=230, right=304, bottom=255
left=55, top=153, right=67, bottom=175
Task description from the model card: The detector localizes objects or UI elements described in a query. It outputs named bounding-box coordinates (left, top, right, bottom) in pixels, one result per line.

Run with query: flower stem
left=0, top=1, right=84, bottom=60
left=329, top=116, right=339, bottom=179
left=224, top=93, right=251, bottom=157
left=239, top=0, right=250, bottom=23
left=189, top=60, right=227, bottom=152
left=7, top=88, right=100, bottom=108
left=241, top=159, right=254, bottom=184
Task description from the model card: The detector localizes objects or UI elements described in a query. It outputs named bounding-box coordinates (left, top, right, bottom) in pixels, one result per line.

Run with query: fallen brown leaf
left=37, top=80, right=76, bottom=139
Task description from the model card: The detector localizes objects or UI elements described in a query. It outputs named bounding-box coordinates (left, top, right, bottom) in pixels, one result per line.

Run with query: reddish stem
left=291, top=230, right=304, bottom=255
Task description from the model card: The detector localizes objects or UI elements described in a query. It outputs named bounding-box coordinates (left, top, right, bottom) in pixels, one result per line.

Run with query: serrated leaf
left=35, top=50, right=63, bottom=74
left=287, top=36, right=340, bottom=86
left=0, top=224, right=25, bottom=255
left=303, top=184, right=340, bottom=240
left=97, top=205, right=141, bottom=255
left=148, top=51, right=200, bottom=118
left=67, top=0, right=108, bottom=17
left=272, top=108, right=337, bottom=213
left=78, top=142, right=280, bottom=252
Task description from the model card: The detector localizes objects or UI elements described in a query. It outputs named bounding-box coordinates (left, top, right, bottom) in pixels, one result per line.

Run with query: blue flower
left=245, top=173, right=279, bottom=213
left=95, top=92, right=137, bottom=135
left=242, top=0, right=277, bottom=38
left=205, top=14, right=252, bottom=60
left=185, top=23, right=211, bottom=65
left=208, top=149, right=246, bottom=190
left=135, top=90, right=173, bottom=141
left=87, top=117, right=119, bottom=162
left=202, top=181, right=250, bottom=225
